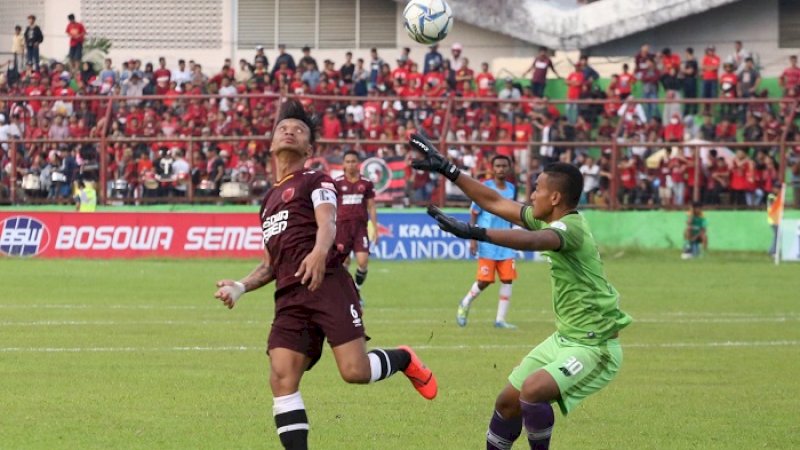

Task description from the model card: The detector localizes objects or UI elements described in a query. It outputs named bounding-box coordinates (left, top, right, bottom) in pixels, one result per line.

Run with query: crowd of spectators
left=1, top=15, right=799, bottom=208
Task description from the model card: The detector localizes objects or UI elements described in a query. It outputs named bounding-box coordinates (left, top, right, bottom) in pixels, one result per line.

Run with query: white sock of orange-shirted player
left=496, top=283, right=513, bottom=323
left=460, top=282, right=482, bottom=309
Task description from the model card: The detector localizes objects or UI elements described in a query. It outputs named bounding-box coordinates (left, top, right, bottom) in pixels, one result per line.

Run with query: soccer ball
left=403, top=0, right=454, bottom=45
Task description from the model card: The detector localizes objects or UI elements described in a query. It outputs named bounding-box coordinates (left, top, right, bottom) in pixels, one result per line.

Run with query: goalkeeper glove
left=427, top=205, right=489, bottom=242
left=409, top=133, right=461, bottom=182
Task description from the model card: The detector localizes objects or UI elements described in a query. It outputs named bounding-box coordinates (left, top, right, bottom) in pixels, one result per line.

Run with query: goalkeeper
left=409, top=134, right=633, bottom=450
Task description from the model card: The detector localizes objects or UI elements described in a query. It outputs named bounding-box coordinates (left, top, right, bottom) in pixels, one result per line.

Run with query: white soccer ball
left=403, top=0, right=454, bottom=45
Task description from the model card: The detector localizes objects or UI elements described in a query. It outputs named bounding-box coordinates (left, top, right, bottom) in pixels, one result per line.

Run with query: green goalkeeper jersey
left=521, top=208, right=633, bottom=344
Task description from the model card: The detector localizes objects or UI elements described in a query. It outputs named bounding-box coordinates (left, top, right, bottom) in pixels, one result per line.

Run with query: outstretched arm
left=409, top=133, right=526, bottom=227
left=454, top=174, right=526, bottom=227
left=427, top=206, right=561, bottom=252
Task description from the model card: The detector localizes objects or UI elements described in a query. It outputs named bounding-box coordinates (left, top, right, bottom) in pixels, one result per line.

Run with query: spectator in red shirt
left=565, top=64, right=584, bottom=124
left=65, top=14, right=86, bottom=70
left=455, top=59, right=474, bottom=91
left=729, top=149, right=754, bottom=206
left=659, top=48, right=681, bottom=74
left=475, top=62, right=495, bottom=97
left=321, top=107, right=342, bottom=140
left=701, top=45, right=720, bottom=112
left=779, top=55, right=800, bottom=97
left=523, top=47, right=559, bottom=97
left=663, top=114, right=684, bottom=142
left=615, top=63, right=635, bottom=100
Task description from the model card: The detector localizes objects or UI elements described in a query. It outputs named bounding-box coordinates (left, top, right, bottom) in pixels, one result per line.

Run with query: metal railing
left=1, top=92, right=797, bottom=209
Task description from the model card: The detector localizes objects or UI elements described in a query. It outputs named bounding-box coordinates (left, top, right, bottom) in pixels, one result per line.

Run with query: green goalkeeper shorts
left=508, top=332, right=623, bottom=415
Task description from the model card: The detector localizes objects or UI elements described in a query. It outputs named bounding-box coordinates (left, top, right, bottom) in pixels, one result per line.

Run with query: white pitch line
left=1, top=341, right=798, bottom=353
left=1, top=317, right=799, bottom=327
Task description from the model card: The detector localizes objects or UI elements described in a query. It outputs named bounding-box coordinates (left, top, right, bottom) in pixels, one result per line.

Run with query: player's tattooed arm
left=240, top=249, right=275, bottom=291
left=214, top=249, right=274, bottom=309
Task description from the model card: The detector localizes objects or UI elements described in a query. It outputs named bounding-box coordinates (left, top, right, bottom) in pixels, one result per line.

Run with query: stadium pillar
left=692, top=146, right=700, bottom=204
left=97, top=98, right=115, bottom=206
left=609, top=109, right=627, bottom=210
left=9, top=137, right=17, bottom=204
left=778, top=100, right=798, bottom=185
left=188, top=136, right=195, bottom=203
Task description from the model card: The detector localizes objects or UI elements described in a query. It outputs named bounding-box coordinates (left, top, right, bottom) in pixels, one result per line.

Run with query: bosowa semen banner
left=0, top=211, right=538, bottom=261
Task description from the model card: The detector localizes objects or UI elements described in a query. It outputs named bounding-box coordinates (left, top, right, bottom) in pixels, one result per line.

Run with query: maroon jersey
left=260, top=169, right=341, bottom=291
left=334, top=175, right=375, bottom=222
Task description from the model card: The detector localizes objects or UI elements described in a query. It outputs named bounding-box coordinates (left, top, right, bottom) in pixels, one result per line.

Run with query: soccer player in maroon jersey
left=334, top=150, right=378, bottom=304
left=213, top=100, right=437, bottom=450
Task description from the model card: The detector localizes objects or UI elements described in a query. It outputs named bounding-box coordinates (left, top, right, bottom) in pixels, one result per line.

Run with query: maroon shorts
left=268, top=269, right=366, bottom=370
left=335, top=220, right=370, bottom=255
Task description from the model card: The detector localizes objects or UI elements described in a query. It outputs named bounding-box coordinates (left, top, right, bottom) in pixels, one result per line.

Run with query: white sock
left=496, top=283, right=512, bottom=322
left=460, top=282, right=483, bottom=308
left=273, top=391, right=309, bottom=439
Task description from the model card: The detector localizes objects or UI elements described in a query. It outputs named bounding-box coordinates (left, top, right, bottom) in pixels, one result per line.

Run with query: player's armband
left=311, top=188, right=337, bottom=208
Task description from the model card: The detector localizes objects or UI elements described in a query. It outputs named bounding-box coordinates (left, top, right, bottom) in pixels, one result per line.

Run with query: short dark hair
left=28, top=15, right=36, bottom=20
left=343, top=150, right=360, bottom=160
left=686, top=47, right=694, bottom=55
left=276, top=99, right=318, bottom=146
left=491, top=154, right=512, bottom=165
left=543, top=163, right=583, bottom=208
left=68, top=14, right=75, bottom=21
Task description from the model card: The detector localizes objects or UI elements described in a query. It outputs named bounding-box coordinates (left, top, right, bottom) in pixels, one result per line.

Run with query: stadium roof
left=406, top=0, right=743, bottom=50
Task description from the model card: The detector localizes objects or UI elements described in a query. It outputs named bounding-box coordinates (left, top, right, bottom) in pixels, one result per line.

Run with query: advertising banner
left=0, top=212, right=538, bottom=261
left=779, top=219, right=800, bottom=262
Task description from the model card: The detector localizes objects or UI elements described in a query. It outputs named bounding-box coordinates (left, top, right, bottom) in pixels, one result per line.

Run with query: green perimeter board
left=2, top=205, right=798, bottom=252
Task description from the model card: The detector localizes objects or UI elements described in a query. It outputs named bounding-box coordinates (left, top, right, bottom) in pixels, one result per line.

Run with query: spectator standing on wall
left=523, top=47, right=559, bottom=98
left=661, top=65, right=682, bottom=123
left=727, top=40, right=752, bottom=75
left=11, top=25, right=24, bottom=71
left=450, top=42, right=465, bottom=71
left=565, top=64, right=584, bottom=124
left=738, top=57, right=761, bottom=121
left=701, top=45, right=720, bottom=114
left=340, top=52, right=355, bottom=86
left=779, top=55, right=800, bottom=97
left=640, top=57, right=660, bottom=120
left=65, top=14, right=86, bottom=70
left=24, top=15, right=43, bottom=71
left=424, top=44, right=443, bottom=74
left=683, top=48, right=699, bottom=116
left=634, top=44, right=654, bottom=79
left=271, top=44, right=296, bottom=78
left=254, top=45, right=268, bottom=68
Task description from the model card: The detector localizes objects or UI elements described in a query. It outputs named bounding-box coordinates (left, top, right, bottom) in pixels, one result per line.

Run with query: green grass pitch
left=1, top=253, right=799, bottom=449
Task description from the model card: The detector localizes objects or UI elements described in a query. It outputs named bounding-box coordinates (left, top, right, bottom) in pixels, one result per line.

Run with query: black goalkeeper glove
left=409, top=133, right=461, bottom=182
left=427, top=205, right=489, bottom=242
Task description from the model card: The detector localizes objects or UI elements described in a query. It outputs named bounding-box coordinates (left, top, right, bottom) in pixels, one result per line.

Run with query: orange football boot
left=397, top=345, right=437, bottom=400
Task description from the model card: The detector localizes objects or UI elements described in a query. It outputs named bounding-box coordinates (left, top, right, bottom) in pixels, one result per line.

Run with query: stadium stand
left=1, top=40, right=799, bottom=210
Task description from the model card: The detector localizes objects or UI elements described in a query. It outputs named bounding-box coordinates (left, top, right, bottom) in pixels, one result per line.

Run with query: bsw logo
left=0, top=216, right=50, bottom=257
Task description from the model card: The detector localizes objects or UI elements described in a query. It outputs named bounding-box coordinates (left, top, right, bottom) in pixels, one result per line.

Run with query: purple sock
left=486, top=410, right=522, bottom=450
left=521, top=401, right=554, bottom=450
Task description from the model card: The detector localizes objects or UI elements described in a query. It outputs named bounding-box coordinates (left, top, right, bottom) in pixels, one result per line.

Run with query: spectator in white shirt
left=579, top=157, right=601, bottom=203
left=171, top=149, right=191, bottom=196
left=171, top=59, right=192, bottom=87
left=218, top=76, right=237, bottom=112
left=346, top=100, right=365, bottom=123
left=450, top=42, right=465, bottom=71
